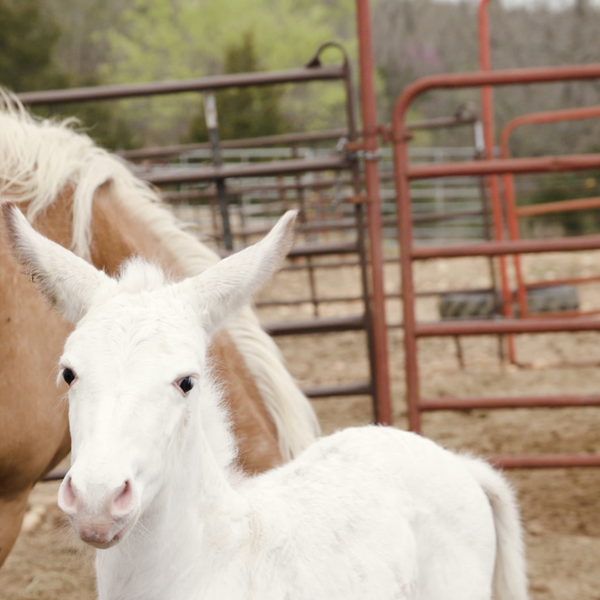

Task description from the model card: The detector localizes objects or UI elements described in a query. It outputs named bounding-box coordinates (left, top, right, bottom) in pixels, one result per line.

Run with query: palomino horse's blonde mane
left=0, top=91, right=319, bottom=460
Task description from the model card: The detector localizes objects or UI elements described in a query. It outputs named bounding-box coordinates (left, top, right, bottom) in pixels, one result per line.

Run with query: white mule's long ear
left=188, top=210, right=297, bottom=334
left=2, top=202, right=115, bottom=323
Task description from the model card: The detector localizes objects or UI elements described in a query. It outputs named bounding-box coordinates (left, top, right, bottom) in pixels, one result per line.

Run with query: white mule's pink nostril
left=111, top=480, right=134, bottom=515
left=59, top=476, right=78, bottom=511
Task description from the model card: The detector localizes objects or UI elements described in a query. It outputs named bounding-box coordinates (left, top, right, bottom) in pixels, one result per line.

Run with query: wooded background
left=2, top=0, right=600, bottom=158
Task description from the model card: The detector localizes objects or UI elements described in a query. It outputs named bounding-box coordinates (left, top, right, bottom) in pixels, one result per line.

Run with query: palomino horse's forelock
left=0, top=90, right=319, bottom=461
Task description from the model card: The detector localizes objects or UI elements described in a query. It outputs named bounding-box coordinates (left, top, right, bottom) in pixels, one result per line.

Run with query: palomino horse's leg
left=0, top=491, right=30, bottom=567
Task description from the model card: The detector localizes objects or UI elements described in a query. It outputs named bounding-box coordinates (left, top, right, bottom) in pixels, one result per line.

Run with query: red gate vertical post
left=355, top=0, right=393, bottom=425
left=393, top=118, right=422, bottom=433
left=478, top=0, right=516, bottom=358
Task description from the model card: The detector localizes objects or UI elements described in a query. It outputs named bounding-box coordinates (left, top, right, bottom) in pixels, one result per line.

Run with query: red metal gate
left=392, top=65, right=600, bottom=468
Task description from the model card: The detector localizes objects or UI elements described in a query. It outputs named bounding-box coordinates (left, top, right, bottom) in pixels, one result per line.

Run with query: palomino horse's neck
left=89, top=184, right=180, bottom=277
left=0, top=192, right=74, bottom=565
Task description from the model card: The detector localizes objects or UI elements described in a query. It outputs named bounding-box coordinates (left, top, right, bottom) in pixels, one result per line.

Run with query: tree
left=187, top=33, right=291, bottom=142
left=43, top=0, right=136, bottom=80
left=37, top=91, right=139, bottom=151
left=97, top=0, right=355, bottom=144
left=0, top=0, right=67, bottom=92
left=0, top=0, right=136, bottom=150
left=372, top=0, right=600, bottom=156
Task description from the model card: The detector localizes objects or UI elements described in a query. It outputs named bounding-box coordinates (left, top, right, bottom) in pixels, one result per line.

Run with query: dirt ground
left=3, top=250, right=600, bottom=599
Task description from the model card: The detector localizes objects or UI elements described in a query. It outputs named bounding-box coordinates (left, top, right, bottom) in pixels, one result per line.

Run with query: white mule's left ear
left=185, top=210, right=297, bottom=334
left=2, top=202, right=115, bottom=323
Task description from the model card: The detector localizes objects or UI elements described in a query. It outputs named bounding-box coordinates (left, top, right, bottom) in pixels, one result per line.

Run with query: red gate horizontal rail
left=420, top=395, right=600, bottom=410
left=501, top=104, right=600, bottom=149
left=393, top=64, right=600, bottom=125
left=488, top=454, right=600, bottom=469
left=411, top=234, right=600, bottom=259
left=516, top=196, right=600, bottom=217
left=416, top=316, right=600, bottom=336
left=407, top=154, right=600, bottom=179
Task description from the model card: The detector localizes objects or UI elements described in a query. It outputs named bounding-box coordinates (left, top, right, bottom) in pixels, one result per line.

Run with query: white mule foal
left=3, top=203, right=528, bottom=600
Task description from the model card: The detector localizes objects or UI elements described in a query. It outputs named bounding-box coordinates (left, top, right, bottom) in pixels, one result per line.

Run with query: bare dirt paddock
left=3, top=251, right=600, bottom=599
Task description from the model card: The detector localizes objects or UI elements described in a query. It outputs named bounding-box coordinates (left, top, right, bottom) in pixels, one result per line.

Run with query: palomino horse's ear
left=1, top=202, right=115, bottom=323
left=186, top=210, right=297, bottom=334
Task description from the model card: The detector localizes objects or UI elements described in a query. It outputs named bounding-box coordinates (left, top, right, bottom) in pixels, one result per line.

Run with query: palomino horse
left=0, top=95, right=319, bottom=567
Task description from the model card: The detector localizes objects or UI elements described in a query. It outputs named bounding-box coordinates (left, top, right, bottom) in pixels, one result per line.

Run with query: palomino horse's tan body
left=0, top=98, right=319, bottom=566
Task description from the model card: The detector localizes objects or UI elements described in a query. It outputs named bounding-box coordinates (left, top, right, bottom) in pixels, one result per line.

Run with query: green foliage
left=188, top=33, right=291, bottom=142
left=99, top=0, right=356, bottom=143
left=0, top=0, right=136, bottom=150
left=33, top=95, right=138, bottom=151
left=527, top=172, right=600, bottom=236
left=104, top=0, right=354, bottom=81
left=1, top=0, right=359, bottom=148
left=72, top=102, right=137, bottom=150
left=0, top=0, right=67, bottom=92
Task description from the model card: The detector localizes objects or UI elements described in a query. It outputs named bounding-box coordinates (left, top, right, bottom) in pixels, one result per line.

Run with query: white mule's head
left=2, top=203, right=296, bottom=548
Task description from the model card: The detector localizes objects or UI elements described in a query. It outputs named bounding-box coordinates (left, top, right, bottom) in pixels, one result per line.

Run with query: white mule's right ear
left=2, top=202, right=115, bottom=323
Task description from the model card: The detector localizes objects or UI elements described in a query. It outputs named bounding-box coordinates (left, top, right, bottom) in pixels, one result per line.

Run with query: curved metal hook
left=305, top=41, right=350, bottom=70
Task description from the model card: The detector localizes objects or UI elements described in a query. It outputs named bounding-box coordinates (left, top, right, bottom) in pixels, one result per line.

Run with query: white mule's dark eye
left=178, top=377, right=194, bottom=394
left=63, top=368, right=76, bottom=385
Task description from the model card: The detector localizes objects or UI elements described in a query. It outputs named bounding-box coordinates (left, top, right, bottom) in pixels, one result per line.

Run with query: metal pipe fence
left=392, top=63, right=600, bottom=469
left=18, top=46, right=391, bottom=423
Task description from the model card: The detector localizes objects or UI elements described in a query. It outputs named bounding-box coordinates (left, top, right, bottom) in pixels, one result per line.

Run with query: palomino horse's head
left=2, top=202, right=296, bottom=548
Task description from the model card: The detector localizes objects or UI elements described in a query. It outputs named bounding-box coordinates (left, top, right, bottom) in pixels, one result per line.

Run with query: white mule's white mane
left=0, top=90, right=319, bottom=459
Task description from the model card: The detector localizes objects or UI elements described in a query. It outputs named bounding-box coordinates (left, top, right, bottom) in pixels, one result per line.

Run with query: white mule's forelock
left=118, top=259, right=167, bottom=294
